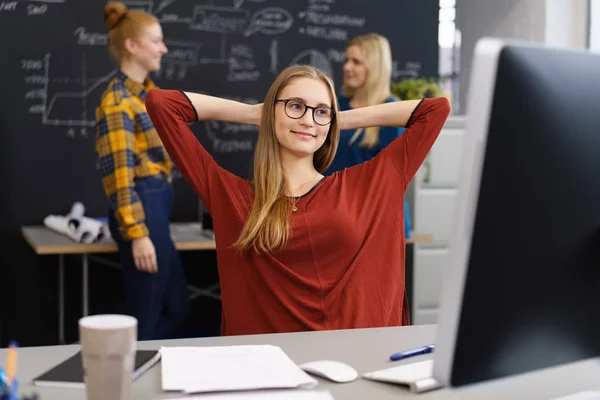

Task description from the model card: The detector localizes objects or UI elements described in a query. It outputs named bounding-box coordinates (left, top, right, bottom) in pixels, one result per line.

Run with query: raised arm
left=339, top=97, right=451, bottom=184
left=145, top=89, right=259, bottom=211
left=339, top=99, right=423, bottom=131
left=182, top=91, right=261, bottom=125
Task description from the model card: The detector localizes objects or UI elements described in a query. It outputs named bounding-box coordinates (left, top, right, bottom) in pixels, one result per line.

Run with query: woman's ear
left=124, top=37, right=138, bottom=56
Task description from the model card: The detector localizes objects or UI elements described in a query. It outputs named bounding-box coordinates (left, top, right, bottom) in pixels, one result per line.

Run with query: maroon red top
left=146, top=89, right=451, bottom=336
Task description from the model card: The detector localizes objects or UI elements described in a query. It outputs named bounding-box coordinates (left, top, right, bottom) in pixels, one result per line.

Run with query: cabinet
left=411, top=115, right=466, bottom=325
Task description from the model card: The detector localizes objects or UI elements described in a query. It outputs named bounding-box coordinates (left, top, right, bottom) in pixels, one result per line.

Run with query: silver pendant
left=292, top=205, right=298, bottom=212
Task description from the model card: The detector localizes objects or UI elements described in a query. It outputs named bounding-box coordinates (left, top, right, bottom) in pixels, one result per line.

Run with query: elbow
left=146, top=88, right=196, bottom=123
left=145, top=88, right=162, bottom=117
left=434, top=96, right=451, bottom=117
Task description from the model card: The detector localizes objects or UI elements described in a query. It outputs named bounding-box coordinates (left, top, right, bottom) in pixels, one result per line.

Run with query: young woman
left=326, top=33, right=412, bottom=238
left=95, top=2, right=189, bottom=340
left=145, top=65, right=450, bottom=336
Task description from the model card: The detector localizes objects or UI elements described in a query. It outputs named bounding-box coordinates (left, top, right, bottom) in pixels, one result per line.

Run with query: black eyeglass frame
left=275, top=98, right=336, bottom=126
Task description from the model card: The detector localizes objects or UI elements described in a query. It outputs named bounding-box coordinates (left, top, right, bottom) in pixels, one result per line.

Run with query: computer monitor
left=433, top=37, right=600, bottom=387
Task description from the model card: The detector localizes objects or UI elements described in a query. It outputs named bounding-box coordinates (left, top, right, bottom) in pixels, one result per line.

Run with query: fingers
left=131, top=237, right=158, bottom=274
left=134, top=253, right=148, bottom=272
left=146, top=251, right=158, bottom=274
left=133, top=250, right=157, bottom=273
left=133, top=253, right=142, bottom=271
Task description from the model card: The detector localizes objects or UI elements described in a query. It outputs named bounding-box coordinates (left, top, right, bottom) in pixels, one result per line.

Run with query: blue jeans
left=108, top=175, right=190, bottom=341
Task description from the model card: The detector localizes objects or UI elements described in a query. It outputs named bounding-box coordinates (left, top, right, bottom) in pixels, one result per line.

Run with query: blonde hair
left=234, top=66, right=340, bottom=254
left=104, top=2, right=158, bottom=62
left=342, top=33, right=394, bottom=149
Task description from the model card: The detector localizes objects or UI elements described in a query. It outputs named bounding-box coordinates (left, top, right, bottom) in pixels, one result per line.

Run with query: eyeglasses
left=275, top=98, right=335, bottom=126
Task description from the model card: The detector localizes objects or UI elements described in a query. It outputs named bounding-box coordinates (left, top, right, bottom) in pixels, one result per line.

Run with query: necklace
left=291, top=198, right=299, bottom=212
left=290, top=171, right=320, bottom=212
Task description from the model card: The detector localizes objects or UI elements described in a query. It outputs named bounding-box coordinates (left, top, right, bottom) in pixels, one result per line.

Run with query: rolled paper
left=68, top=202, right=85, bottom=230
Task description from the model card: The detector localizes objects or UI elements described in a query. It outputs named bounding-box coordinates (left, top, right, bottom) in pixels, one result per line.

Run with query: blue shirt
left=324, top=95, right=412, bottom=238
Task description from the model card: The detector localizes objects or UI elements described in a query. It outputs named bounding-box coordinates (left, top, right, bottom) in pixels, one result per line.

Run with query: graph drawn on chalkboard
left=22, top=53, right=112, bottom=138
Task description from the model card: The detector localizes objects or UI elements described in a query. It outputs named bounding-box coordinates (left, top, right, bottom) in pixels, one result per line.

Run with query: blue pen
left=389, top=344, right=435, bottom=361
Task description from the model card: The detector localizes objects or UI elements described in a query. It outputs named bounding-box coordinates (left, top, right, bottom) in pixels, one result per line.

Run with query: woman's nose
left=300, top=109, right=315, bottom=126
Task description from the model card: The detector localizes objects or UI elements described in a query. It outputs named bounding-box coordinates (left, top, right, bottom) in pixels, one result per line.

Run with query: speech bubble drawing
left=244, top=7, right=293, bottom=37
left=192, top=6, right=250, bottom=34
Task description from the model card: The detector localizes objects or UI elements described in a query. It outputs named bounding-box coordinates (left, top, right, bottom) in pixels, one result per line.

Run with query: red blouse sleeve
left=380, top=97, right=451, bottom=187
left=145, top=88, right=246, bottom=214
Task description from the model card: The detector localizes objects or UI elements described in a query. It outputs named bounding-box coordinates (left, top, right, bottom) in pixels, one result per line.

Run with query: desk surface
left=22, top=224, right=433, bottom=255
left=22, top=223, right=216, bottom=254
left=3, top=325, right=600, bottom=400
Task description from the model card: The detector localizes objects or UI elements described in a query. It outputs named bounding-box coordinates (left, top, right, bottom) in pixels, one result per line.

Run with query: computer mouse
left=298, top=360, right=359, bottom=383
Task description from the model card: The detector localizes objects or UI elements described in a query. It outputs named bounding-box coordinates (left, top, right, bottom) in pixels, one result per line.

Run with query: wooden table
left=22, top=222, right=216, bottom=254
left=22, top=223, right=433, bottom=344
left=22, top=223, right=217, bottom=344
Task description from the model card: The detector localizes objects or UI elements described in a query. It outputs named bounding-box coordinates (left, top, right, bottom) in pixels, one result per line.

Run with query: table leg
left=59, top=254, right=65, bottom=344
left=83, top=254, right=89, bottom=317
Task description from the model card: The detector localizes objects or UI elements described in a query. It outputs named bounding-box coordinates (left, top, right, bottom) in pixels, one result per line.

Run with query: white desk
left=2, top=325, right=600, bottom=400
left=21, top=223, right=218, bottom=344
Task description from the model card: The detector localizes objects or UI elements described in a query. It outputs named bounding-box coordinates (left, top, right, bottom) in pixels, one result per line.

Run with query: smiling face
left=127, top=22, right=168, bottom=72
left=343, top=45, right=368, bottom=90
left=274, top=77, right=334, bottom=160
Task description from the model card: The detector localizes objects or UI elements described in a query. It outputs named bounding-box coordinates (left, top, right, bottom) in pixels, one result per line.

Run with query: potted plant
left=391, top=77, right=444, bottom=101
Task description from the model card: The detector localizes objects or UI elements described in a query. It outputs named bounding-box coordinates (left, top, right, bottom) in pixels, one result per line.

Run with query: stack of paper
left=160, top=345, right=319, bottom=395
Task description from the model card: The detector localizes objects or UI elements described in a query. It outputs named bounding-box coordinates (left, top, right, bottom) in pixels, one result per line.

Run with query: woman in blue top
left=325, top=33, right=412, bottom=238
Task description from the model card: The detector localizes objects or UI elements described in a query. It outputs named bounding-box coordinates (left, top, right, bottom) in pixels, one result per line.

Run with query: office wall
left=545, top=0, right=589, bottom=49
left=455, top=0, right=589, bottom=114
left=455, top=0, right=547, bottom=114
left=591, top=0, right=600, bottom=52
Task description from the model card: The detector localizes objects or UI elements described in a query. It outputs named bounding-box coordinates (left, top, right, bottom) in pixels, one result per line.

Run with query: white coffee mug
left=79, top=314, right=137, bottom=400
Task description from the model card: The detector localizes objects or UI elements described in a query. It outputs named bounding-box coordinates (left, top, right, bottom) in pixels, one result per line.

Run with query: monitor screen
left=434, top=38, right=600, bottom=387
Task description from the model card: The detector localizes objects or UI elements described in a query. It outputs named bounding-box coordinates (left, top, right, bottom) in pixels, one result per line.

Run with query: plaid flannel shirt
left=95, top=71, right=172, bottom=240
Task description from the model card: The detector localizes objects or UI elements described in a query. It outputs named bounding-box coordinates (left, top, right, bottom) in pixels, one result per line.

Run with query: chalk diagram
left=289, top=49, right=333, bottom=79
left=22, top=41, right=205, bottom=139
left=22, top=53, right=113, bottom=139
left=20, top=0, right=412, bottom=146
left=20, top=0, right=298, bottom=138
left=153, top=0, right=293, bottom=82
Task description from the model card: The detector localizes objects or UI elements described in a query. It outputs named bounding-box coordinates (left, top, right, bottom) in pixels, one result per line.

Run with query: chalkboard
left=0, top=0, right=438, bottom=345
left=2, top=0, right=438, bottom=179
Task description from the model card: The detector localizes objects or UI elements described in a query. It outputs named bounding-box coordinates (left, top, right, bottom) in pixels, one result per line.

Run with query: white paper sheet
left=166, top=389, right=334, bottom=400
left=160, top=345, right=318, bottom=394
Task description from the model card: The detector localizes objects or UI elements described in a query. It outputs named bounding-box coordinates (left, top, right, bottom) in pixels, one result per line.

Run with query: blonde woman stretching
left=146, top=65, right=450, bottom=336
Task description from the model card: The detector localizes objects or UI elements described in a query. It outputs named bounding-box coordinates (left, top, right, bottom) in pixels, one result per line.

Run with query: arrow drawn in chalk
left=233, top=0, right=266, bottom=9
left=155, top=0, right=177, bottom=15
